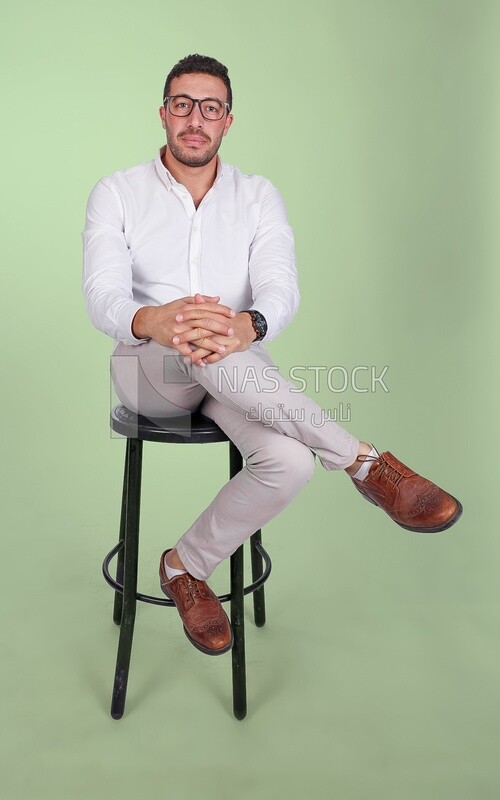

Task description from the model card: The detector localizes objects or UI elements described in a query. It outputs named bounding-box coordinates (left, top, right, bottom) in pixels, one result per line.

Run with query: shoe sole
left=160, top=584, right=234, bottom=656
left=354, top=483, right=463, bottom=533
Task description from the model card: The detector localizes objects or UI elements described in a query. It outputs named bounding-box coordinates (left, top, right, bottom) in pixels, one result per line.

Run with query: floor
left=3, top=436, right=498, bottom=800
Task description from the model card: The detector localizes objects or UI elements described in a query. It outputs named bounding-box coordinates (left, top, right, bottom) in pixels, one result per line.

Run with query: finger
left=193, top=335, right=226, bottom=354
left=185, top=333, right=226, bottom=354
left=170, top=342, right=212, bottom=367
left=173, top=331, right=227, bottom=353
left=173, top=313, right=235, bottom=331
left=174, top=334, right=227, bottom=354
left=177, top=306, right=236, bottom=323
left=163, top=331, right=213, bottom=365
left=173, top=342, right=198, bottom=362
left=198, top=350, right=228, bottom=365
left=174, top=306, right=232, bottom=326
left=194, top=292, right=221, bottom=304
left=172, top=321, right=233, bottom=344
left=203, top=333, right=236, bottom=348
left=178, top=302, right=236, bottom=320
left=188, top=346, right=213, bottom=366
left=191, top=335, right=236, bottom=363
left=178, top=294, right=219, bottom=307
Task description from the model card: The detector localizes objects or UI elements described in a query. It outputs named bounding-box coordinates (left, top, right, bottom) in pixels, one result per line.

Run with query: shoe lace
left=357, top=454, right=404, bottom=486
left=376, top=460, right=404, bottom=486
left=185, top=575, right=202, bottom=600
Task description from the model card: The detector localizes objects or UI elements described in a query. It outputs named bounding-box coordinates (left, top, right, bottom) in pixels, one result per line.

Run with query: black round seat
left=104, top=404, right=272, bottom=722
left=110, top=404, right=230, bottom=444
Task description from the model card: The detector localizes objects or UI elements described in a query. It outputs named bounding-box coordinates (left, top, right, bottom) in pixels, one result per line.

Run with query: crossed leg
left=111, top=339, right=362, bottom=579
left=111, top=338, right=462, bottom=654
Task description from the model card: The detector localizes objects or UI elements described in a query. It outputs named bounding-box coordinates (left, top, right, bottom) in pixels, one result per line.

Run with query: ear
left=159, top=106, right=166, bottom=129
left=222, top=113, right=234, bottom=138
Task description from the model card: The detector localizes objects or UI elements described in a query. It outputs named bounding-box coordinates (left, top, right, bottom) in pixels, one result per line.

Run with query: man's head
left=163, top=54, right=232, bottom=112
left=159, top=54, right=233, bottom=169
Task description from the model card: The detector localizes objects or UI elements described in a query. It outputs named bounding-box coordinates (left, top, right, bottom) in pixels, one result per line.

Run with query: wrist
left=236, top=311, right=257, bottom=344
left=241, top=309, right=268, bottom=342
left=131, top=306, right=154, bottom=340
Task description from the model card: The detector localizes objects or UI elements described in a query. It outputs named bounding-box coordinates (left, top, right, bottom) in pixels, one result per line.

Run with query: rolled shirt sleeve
left=82, top=179, right=147, bottom=346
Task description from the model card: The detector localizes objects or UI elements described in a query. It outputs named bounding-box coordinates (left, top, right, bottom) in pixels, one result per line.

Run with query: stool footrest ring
left=102, top=541, right=272, bottom=607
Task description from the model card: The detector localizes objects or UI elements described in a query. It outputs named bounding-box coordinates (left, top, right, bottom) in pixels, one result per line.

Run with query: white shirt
left=82, top=146, right=300, bottom=346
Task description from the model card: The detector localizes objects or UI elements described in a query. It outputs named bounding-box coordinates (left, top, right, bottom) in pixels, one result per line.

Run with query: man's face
left=159, top=73, right=233, bottom=168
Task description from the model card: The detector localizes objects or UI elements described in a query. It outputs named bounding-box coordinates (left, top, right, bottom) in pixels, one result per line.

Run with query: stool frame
left=102, top=406, right=272, bottom=721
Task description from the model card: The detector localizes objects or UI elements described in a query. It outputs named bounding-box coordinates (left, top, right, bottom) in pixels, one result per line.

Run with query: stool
left=102, top=404, right=272, bottom=721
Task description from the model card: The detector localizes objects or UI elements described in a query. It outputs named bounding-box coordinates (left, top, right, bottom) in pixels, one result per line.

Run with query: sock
left=164, top=554, right=187, bottom=580
left=353, top=446, right=379, bottom=481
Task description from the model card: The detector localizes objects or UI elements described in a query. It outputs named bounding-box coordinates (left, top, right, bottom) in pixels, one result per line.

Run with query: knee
left=285, top=440, right=316, bottom=488
left=247, top=437, right=316, bottom=497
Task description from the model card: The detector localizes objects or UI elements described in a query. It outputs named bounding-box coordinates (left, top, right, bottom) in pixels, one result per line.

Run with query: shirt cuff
left=115, top=301, right=150, bottom=346
left=249, top=300, right=280, bottom=342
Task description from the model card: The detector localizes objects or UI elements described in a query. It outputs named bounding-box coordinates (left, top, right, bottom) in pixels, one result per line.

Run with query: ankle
left=166, top=548, right=186, bottom=571
left=345, top=441, right=372, bottom=476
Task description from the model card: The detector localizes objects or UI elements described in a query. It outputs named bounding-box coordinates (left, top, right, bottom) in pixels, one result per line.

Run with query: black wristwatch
left=242, top=309, right=268, bottom=342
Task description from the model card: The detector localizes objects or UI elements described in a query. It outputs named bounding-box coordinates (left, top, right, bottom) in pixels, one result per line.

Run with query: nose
left=187, top=100, right=204, bottom=126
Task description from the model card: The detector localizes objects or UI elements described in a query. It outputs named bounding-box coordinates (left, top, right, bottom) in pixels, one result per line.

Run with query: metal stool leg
left=230, top=544, right=246, bottom=720
left=112, top=443, right=129, bottom=625
left=110, top=437, right=143, bottom=720
left=229, top=442, right=246, bottom=720
left=250, top=530, right=266, bottom=627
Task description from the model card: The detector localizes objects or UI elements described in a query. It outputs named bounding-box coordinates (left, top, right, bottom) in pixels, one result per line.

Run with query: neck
left=162, top=147, right=218, bottom=205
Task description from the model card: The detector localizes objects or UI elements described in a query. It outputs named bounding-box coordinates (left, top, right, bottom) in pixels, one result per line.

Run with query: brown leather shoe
left=159, top=550, right=233, bottom=655
left=351, top=450, right=462, bottom=533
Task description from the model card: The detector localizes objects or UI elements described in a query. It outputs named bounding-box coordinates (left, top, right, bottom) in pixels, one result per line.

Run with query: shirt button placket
left=189, top=210, right=202, bottom=296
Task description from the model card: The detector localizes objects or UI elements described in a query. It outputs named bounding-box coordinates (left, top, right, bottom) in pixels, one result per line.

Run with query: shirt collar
left=154, top=145, right=225, bottom=190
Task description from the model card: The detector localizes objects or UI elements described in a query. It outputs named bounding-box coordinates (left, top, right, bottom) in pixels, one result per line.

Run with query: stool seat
left=110, top=404, right=229, bottom=444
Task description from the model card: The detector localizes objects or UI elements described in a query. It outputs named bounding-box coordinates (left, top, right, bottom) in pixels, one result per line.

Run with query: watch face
left=254, top=311, right=267, bottom=340
left=244, top=310, right=267, bottom=340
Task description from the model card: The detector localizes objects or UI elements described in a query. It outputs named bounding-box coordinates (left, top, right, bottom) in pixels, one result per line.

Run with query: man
left=83, top=54, right=462, bottom=657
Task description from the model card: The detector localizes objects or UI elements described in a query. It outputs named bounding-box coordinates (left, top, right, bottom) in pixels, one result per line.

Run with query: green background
left=2, top=0, right=499, bottom=797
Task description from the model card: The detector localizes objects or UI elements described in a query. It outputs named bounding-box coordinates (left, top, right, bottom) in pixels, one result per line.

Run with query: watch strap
left=242, top=309, right=268, bottom=342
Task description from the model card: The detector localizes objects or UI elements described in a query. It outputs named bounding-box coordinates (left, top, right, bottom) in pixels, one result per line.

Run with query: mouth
left=180, top=135, right=209, bottom=146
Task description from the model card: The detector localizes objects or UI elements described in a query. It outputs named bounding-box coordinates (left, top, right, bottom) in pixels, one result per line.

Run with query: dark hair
left=163, top=54, right=232, bottom=110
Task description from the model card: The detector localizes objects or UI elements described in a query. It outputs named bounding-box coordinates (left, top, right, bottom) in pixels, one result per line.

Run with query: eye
left=201, top=100, right=223, bottom=118
left=170, top=96, right=192, bottom=112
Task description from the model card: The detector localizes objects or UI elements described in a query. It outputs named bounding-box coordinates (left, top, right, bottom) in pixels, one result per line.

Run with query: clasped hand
left=144, top=293, right=256, bottom=366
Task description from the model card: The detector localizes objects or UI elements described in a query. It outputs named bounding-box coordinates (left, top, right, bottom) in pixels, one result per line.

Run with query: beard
left=166, top=128, right=224, bottom=167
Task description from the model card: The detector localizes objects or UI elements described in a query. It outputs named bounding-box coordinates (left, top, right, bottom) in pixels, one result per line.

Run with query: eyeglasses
left=163, top=94, right=230, bottom=121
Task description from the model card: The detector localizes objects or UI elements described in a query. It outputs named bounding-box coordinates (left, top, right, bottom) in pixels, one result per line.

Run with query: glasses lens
left=168, top=96, right=193, bottom=116
left=167, top=96, right=225, bottom=120
left=200, top=99, right=224, bottom=120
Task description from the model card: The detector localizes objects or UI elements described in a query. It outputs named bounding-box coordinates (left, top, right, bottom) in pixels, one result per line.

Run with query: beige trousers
left=111, top=340, right=359, bottom=580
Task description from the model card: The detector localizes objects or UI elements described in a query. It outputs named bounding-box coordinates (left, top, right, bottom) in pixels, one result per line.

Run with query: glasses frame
left=163, top=94, right=231, bottom=121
